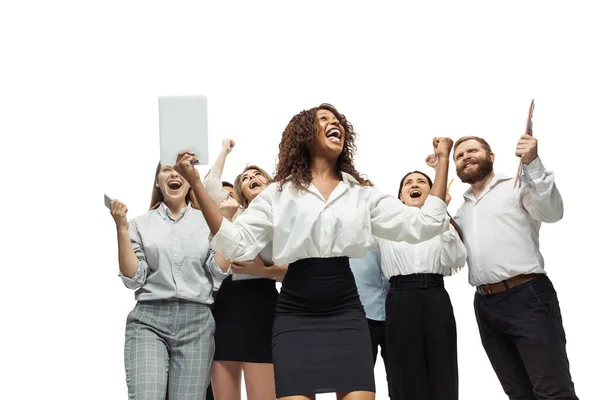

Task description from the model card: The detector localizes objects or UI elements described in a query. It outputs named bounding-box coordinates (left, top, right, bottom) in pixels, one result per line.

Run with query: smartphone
left=104, top=194, right=113, bottom=209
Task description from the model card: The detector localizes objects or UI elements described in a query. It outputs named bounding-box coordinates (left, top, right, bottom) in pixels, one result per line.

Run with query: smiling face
left=238, top=168, right=270, bottom=205
left=399, top=172, right=432, bottom=208
left=454, top=139, right=495, bottom=184
left=155, top=165, right=191, bottom=205
left=313, top=108, right=345, bottom=159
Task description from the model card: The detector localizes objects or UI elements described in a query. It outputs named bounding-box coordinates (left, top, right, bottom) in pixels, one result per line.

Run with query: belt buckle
left=478, top=285, right=491, bottom=296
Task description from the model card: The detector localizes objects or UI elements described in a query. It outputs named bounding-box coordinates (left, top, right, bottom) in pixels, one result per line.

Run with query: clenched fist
left=220, top=196, right=239, bottom=221
left=425, top=154, right=438, bottom=168
left=221, top=139, right=235, bottom=154
left=433, top=137, right=454, bottom=159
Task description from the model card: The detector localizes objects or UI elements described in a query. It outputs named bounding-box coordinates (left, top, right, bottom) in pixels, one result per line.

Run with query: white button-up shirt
left=212, top=172, right=448, bottom=266
left=454, top=157, right=564, bottom=287
left=121, top=203, right=230, bottom=304
left=373, top=224, right=467, bottom=279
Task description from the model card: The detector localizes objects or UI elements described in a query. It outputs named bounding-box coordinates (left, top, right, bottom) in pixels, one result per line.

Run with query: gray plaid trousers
left=124, top=299, right=215, bottom=399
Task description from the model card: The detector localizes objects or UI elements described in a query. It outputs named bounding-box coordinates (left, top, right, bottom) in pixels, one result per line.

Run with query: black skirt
left=212, top=276, right=278, bottom=363
left=272, top=257, right=375, bottom=397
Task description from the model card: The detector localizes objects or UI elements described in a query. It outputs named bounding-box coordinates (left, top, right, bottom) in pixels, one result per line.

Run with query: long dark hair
left=398, top=170, right=433, bottom=199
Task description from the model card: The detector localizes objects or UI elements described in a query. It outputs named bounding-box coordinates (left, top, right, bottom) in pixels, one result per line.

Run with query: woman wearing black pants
left=373, top=170, right=467, bottom=400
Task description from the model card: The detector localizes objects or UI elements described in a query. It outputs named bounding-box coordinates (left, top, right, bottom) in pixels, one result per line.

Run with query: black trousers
left=475, top=275, right=578, bottom=399
left=367, top=318, right=390, bottom=397
left=385, top=273, right=458, bottom=400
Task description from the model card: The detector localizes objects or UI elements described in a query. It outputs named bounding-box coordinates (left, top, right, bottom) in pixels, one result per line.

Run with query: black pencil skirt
left=272, top=257, right=375, bottom=397
left=212, top=276, right=278, bottom=363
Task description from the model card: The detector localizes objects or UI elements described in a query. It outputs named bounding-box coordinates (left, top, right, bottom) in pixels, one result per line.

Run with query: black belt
left=389, top=273, right=444, bottom=289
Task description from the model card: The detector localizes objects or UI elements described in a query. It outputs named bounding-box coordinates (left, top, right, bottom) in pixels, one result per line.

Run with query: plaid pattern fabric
left=124, top=299, right=215, bottom=399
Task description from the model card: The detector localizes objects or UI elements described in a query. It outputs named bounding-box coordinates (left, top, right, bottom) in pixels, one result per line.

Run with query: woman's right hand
left=221, top=138, right=235, bottom=154
left=110, top=200, right=129, bottom=232
left=220, top=196, right=239, bottom=221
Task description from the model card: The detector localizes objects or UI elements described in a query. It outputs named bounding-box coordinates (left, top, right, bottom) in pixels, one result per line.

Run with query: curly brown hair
left=274, top=103, right=368, bottom=190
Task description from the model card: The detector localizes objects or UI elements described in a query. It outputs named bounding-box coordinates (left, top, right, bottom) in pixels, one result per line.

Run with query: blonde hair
left=149, top=162, right=200, bottom=210
left=233, top=165, right=274, bottom=209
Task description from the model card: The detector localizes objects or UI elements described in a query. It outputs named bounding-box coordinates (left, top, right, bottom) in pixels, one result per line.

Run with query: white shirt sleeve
left=440, top=224, right=467, bottom=276
left=211, top=185, right=275, bottom=262
left=204, top=168, right=226, bottom=206
left=520, top=157, right=564, bottom=223
left=118, top=220, right=148, bottom=290
left=368, top=188, right=447, bottom=244
left=205, top=248, right=231, bottom=280
left=368, top=236, right=380, bottom=252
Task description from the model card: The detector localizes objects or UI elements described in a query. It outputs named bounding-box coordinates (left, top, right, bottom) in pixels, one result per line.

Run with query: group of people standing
left=108, top=103, right=578, bottom=400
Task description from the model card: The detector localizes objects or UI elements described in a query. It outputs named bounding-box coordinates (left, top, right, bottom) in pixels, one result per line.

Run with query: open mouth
left=325, top=128, right=342, bottom=143
left=409, top=189, right=422, bottom=198
left=249, top=180, right=262, bottom=189
left=463, top=162, right=477, bottom=170
left=167, top=181, right=182, bottom=190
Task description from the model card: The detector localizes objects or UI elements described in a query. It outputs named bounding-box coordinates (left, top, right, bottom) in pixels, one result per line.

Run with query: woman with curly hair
left=175, top=104, right=453, bottom=400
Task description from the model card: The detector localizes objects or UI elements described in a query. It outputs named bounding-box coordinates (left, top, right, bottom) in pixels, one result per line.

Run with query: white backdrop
left=1, top=1, right=597, bottom=399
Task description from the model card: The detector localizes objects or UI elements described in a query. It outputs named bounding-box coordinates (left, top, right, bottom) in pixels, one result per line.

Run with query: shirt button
left=174, top=253, right=178, bottom=258
left=324, top=230, right=328, bottom=235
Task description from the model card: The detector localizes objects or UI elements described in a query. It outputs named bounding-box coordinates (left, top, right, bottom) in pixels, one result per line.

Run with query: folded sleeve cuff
left=420, top=195, right=448, bottom=222
left=118, top=261, right=144, bottom=290
left=210, top=218, right=240, bottom=259
left=522, top=157, right=546, bottom=181
left=442, top=223, right=459, bottom=242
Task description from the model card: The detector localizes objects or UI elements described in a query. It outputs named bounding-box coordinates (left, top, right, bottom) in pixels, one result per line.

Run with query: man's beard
left=457, top=156, right=494, bottom=184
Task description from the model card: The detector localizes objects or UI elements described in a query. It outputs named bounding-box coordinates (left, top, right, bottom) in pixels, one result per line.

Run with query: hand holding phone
left=105, top=194, right=129, bottom=231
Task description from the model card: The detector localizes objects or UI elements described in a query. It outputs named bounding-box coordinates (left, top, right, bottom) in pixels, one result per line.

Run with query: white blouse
left=212, top=172, right=448, bottom=266
left=373, top=224, right=467, bottom=279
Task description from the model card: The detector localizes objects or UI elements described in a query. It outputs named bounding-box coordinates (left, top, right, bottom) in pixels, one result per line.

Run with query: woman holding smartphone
left=109, top=163, right=229, bottom=400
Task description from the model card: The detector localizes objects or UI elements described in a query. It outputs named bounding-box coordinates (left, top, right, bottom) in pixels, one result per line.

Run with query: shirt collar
left=157, top=202, right=192, bottom=221
left=462, top=172, right=512, bottom=202
left=341, top=171, right=360, bottom=185
left=283, top=171, right=360, bottom=185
